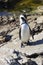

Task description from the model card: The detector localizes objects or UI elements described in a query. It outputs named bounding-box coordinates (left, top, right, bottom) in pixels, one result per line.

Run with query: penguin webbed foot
left=21, top=42, right=27, bottom=48
left=21, top=41, right=31, bottom=48
left=21, top=43, right=25, bottom=48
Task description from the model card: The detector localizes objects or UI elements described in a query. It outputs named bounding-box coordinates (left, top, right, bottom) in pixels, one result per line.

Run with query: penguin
left=19, top=14, right=34, bottom=47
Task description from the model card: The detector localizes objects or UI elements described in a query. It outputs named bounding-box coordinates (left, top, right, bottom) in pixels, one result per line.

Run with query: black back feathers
left=19, top=28, right=21, bottom=39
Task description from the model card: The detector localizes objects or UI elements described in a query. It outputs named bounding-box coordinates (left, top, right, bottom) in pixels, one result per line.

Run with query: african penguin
left=19, top=14, right=33, bottom=47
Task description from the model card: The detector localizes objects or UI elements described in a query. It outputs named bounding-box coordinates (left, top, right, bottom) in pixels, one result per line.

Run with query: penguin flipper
left=19, top=28, right=21, bottom=39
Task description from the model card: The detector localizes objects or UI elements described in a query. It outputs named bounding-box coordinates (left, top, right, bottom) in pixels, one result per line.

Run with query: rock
left=5, top=35, right=12, bottom=42
left=36, top=16, right=43, bottom=23
left=21, top=59, right=38, bottom=65
left=10, top=61, right=20, bottom=65
left=0, top=14, right=43, bottom=65
left=18, top=57, right=28, bottom=64
left=10, top=29, right=43, bottom=56
left=0, top=59, right=8, bottom=65
left=0, top=31, right=12, bottom=43
left=8, top=15, right=14, bottom=22
left=37, top=6, right=43, bottom=11
left=0, top=36, right=5, bottom=44
left=29, top=22, right=36, bottom=30
left=31, top=56, right=43, bottom=65
left=2, top=16, right=8, bottom=24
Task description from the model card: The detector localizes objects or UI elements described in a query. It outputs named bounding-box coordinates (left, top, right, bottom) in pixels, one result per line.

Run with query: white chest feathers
left=21, top=24, right=30, bottom=42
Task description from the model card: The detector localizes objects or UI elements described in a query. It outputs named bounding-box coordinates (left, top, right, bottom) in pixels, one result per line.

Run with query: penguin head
left=19, top=14, right=27, bottom=25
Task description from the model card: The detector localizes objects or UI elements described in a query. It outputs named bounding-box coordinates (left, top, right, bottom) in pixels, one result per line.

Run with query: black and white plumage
left=19, top=14, right=33, bottom=47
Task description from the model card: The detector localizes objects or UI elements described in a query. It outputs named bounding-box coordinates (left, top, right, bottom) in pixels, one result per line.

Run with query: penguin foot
left=21, top=43, right=25, bottom=48
left=21, top=41, right=31, bottom=48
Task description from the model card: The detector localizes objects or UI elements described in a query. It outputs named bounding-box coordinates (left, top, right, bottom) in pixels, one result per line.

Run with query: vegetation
left=0, top=0, right=43, bottom=12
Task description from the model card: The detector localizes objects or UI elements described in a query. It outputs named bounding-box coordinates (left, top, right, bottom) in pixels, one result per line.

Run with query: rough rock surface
left=0, top=15, right=43, bottom=65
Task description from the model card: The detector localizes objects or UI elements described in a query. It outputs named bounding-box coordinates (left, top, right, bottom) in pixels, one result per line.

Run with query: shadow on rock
left=10, top=61, right=20, bottom=65
left=13, top=50, right=19, bottom=56
left=0, top=35, right=12, bottom=48
left=13, top=50, right=22, bottom=60
left=22, top=59, right=38, bottom=65
left=30, top=39, right=43, bottom=46
left=20, top=39, right=43, bottom=47
left=10, top=60, right=38, bottom=65
left=5, top=35, right=12, bottom=42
